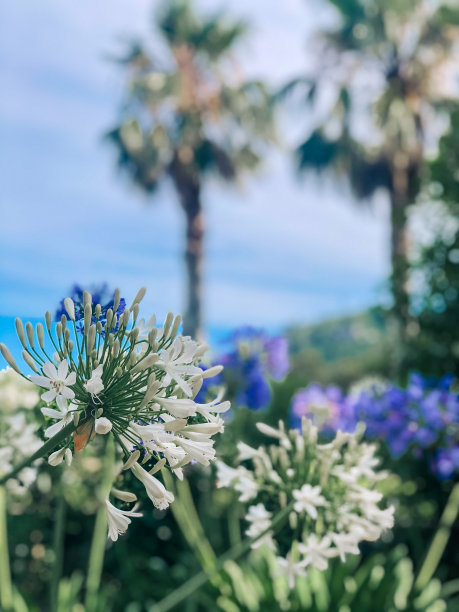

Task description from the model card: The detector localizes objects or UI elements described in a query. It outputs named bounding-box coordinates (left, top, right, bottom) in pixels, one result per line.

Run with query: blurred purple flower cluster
left=291, top=374, right=459, bottom=479
left=56, top=283, right=126, bottom=334
left=198, top=326, right=289, bottom=410
left=290, top=383, right=356, bottom=433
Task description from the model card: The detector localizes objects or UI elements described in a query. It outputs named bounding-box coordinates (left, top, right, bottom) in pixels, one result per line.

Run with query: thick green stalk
left=162, top=471, right=217, bottom=573
left=0, top=421, right=76, bottom=487
left=151, top=500, right=295, bottom=612
left=84, top=436, right=115, bottom=612
left=415, top=482, right=459, bottom=592
left=0, top=486, right=13, bottom=611
left=50, top=486, right=67, bottom=612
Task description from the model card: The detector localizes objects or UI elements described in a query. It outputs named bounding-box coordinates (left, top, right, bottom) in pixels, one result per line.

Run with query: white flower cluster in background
left=0, top=288, right=230, bottom=541
left=217, top=417, right=394, bottom=588
left=0, top=368, right=41, bottom=499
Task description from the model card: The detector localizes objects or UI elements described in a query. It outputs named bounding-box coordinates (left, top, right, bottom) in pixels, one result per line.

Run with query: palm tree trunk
left=390, top=192, right=409, bottom=326
left=390, top=160, right=418, bottom=330
left=183, top=187, right=204, bottom=339
left=172, top=161, right=204, bottom=339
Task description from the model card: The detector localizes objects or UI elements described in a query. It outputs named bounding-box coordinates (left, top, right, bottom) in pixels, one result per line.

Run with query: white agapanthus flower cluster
left=217, top=417, right=394, bottom=588
left=0, top=287, right=230, bottom=540
left=0, top=368, right=41, bottom=497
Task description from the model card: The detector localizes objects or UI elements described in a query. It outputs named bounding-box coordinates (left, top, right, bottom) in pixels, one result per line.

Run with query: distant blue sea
left=0, top=315, right=284, bottom=371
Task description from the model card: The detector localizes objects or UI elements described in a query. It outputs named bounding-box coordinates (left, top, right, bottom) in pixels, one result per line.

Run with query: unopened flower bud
left=288, top=511, right=298, bottom=530
left=95, top=417, right=112, bottom=434
left=112, top=488, right=137, bottom=503
left=0, top=343, right=21, bottom=374
left=113, top=288, right=120, bottom=312
left=170, top=315, right=182, bottom=340
left=56, top=323, right=62, bottom=339
left=122, top=309, right=130, bottom=327
left=96, top=321, right=103, bottom=334
left=122, top=451, right=140, bottom=471
left=15, top=318, right=27, bottom=348
left=195, top=343, right=210, bottom=358
left=22, top=350, right=38, bottom=373
left=36, top=323, right=45, bottom=349
left=149, top=458, right=166, bottom=475
left=45, top=311, right=52, bottom=331
left=84, top=304, right=92, bottom=335
left=105, top=309, right=113, bottom=330
left=83, top=291, right=92, bottom=308
left=73, top=412, right=80, bottom=427
left=202, top=365, right=224, bottom=379
left=132, top=303, right=139, bottom=320
left=60, top=314, right=67, bottom=330
left=130, top=286, right=146, bottom=308
left=64, top=328, right=70, bottom=341
left=191, top=376, right=203, bottom=399
left=26, top=322, right=34, bottom=348
left=68, top=340, right=74, bottom=353
left=64, top=297, right=75, bottom=321
left=148, top=328, right=158, bottom=350
left=87, top=325, right=96, bottom=351
left=94, top=304, right=101, bottom=319
left=132, top=353, right=158, bottom=373
left=161, top=312, right=173, bottom=339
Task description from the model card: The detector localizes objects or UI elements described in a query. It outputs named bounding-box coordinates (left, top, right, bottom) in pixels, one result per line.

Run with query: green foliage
left=407, top=105, right=459, bottom=375
left=284, top=307, right=395, bottom=388
left=213, top=545, right=459, bottom=612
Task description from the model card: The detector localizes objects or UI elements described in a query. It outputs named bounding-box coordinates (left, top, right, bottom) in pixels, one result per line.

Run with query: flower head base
left=217, top=417, right=394, bottom=586
left=1, top=287, right=230, bottom=539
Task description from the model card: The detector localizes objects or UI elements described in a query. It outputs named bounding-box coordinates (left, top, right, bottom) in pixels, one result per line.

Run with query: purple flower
left=291, top=384, right=355, bottom=432
left=196, top=327, right=289, bottom=411
left=56, top=283, right=126, bottom=334
left=290, top=373, right=459, bottom=479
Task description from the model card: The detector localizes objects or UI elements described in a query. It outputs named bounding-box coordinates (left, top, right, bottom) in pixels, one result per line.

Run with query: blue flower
left=290, top=373, right=459, bottom=480
left=196, top=327, right=289, bottom=411
left=56, top=283, right=126, bottom=334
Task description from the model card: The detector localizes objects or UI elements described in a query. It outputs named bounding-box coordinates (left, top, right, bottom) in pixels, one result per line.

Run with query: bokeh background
left=1, top=0, right=459, bottom=611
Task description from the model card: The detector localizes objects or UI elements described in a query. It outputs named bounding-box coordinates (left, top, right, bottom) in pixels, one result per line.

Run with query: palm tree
left=107, top=0, right=274, bottom=337
left=285, top=0, right=459, bottom=328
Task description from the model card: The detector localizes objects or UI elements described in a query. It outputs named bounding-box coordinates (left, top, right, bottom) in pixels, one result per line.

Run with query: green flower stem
left=50, top=484, right=67, bottom=612
left=162, top=471, right=217, bottom=575
left=0, top=421, right=76, bottom=487
left=415, top=482, right=459, bottom=592
left=84, top=436, right=115, bottom=612
left=0, top=486, right=13, bottom=612
left=152, top=500, right=295, bottom=612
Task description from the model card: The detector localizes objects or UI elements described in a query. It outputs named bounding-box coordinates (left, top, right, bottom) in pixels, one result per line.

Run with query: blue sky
left=0, top=0, right=390, bottom=336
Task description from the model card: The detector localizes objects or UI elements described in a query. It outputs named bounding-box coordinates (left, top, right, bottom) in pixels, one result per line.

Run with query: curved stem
left=0, top=421, right=76, bottom=487
left=151, top=500, right=295, bottom=612
left=0, top=486, right=13, bottom=611
left=84, top=436, right=115, bottom=612
left=415, top=482, right=459, bottom=592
